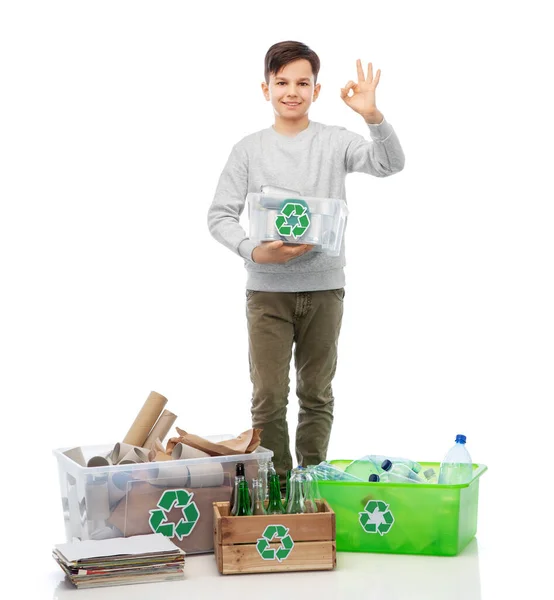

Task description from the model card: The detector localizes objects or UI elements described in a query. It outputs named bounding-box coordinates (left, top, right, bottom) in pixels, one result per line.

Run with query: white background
left=1, top=1, right=552, bottom=597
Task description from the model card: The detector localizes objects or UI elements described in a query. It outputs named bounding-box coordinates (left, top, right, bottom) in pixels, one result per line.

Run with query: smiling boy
left=208, top=41, right=404, bottom=482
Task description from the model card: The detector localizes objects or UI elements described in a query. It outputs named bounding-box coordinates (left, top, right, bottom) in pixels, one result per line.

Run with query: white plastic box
left=53, top=438, right=273, bottom=554
left=247, top=191, right=348, bottom=257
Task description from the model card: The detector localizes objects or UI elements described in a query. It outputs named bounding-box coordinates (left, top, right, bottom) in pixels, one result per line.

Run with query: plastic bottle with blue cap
left=438, top=434, right=474, bottom=484
left=381, top=459, right=425, bottom=482
left=345, top=455, right=423, bottom=480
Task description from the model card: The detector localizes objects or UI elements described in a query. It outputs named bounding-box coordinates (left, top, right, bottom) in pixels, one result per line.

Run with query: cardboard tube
left=131, top=463, right=160, bottom=483
left=143, top=410, right=177, bottom=449
left=107, top=471, right=132, bottom=507
left=110, top=442, right=138, bottom=464
left=87, top=455, right=113, bottom=468
left=120, top=447, right=149, bottom=464
left=172, top=443, right=210, bottom=460
left=85, top=480, right=110, bottom=521
left=151, top=463, right=189, bottom=488
left=122, top=391, right=168, bottom=447
left=67, top=481, right=83, bottom=538
left=187, top=463, right=224, bottom=488
left=62, top=447, right=86, bottom=467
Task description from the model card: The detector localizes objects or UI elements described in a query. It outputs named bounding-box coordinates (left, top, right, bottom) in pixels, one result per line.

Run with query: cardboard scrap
left=165, top=428, right=262, bottom=456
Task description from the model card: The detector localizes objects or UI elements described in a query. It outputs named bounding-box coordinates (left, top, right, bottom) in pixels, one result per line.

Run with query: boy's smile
left=262, top=59, right=321, bottom=136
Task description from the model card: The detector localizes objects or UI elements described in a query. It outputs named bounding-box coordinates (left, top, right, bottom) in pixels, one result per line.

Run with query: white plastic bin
left=53, top=436, right=273, bottom=554
left=247, top=191, right=348, bottom=257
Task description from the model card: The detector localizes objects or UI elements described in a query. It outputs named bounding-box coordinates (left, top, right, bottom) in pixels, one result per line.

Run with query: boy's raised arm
left=340, top=59, right=405, bottom=176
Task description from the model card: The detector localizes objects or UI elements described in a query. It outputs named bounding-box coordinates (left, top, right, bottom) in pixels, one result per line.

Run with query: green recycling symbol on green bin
left=359, top=500, right=395, bottom=536
left=148, top=489, right=200, bottom=540
left=256, top=524, right=295, bottom=562
left=275, top=200, right=311, bottom=239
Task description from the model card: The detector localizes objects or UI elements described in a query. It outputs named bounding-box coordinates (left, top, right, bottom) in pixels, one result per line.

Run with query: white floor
left=27, top=525, right=544, bottom=600
left=46, top=543, right=480, bottom=600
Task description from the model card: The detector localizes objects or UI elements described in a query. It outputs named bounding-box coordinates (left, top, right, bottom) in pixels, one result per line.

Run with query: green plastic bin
left=318, top=460, right=487, bottom=556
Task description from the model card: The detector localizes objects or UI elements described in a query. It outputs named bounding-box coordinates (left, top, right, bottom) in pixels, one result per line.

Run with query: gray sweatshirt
left=207, top=118, right=405, bottom=292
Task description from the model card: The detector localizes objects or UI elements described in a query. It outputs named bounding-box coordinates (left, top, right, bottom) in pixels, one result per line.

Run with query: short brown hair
left=264, top=41, right=321, bottom=84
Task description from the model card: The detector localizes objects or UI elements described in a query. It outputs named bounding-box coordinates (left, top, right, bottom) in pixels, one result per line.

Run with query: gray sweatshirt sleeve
left=207, top=144, right=257, bottom=262
left=343, top=118, right=405, bottom=176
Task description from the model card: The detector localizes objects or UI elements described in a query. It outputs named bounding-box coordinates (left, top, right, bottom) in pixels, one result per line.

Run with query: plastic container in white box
left=53, top=436, right=272, bottom=554
left=247, top=191, right=349, bottom=257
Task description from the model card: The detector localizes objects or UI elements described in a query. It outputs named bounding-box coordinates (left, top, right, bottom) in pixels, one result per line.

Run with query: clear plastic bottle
left=344, top=456, right=381, bottom=480
left=381, top=459, right=425, bottom=482
left=380, top=471, right=422, bottom=484
left=423, top=468, right=438, bottom=484
left=260, top=184, right=302, bottom=196
left=314, top=461, right=365, bottom=482
left=438, top=434, right=473, bottom=484
left=345, top=455, right=423, bottom=479
left=372, top=455, right=423, bottom=474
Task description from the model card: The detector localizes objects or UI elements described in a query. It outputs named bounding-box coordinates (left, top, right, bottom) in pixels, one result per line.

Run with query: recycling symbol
left=148, top=489, right=200, bottom=540
left=256, top=524, right=295, bottom=562
left=359, top=500, right=395, bottom=536
left=275, top=200, right=311, bottom=239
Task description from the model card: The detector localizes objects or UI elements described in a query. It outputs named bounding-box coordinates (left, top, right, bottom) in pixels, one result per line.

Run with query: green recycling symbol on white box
left=275, top=200, right=311, bottom=239
left=256, top=524, right=295, bottom=562
left=359, top=500, right=395, bottom=536
left=148, top=489, right=199, bottom=540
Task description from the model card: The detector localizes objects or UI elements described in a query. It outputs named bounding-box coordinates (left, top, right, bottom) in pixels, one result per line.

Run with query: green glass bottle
left=284, top=469, right=292, bottom=508
left=235, top=479, right=252, bottom=516
left=266, top=473, right=285, bottom=515
left=230, top=462, right=245, bottom=516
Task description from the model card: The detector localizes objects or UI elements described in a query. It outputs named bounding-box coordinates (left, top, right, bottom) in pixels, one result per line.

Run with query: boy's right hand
left=252, top=241, right=313, bottom=264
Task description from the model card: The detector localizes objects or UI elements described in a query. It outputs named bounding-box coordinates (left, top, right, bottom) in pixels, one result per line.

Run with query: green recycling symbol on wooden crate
left=148, top=489, right=200, bottom=540
left=359, top=500, right=395, bottom=536
left=256, top=524, right=295, bottom=562
left=275, top=199, right=311, bottom=239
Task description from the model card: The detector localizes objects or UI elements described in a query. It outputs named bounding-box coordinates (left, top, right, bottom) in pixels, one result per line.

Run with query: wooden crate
left=213, top=499, right=336, bottom=575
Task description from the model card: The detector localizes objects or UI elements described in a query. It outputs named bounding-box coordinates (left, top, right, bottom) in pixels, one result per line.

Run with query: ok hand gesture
left=340, top=59, right=384, bottom=124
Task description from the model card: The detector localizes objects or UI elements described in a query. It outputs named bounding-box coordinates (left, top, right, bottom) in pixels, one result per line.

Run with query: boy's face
left=261, top=59, right=320, bottom=121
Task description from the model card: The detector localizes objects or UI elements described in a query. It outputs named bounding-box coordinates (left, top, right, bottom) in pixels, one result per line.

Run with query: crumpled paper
left=165, top=427, right=262, bottom=456
left=148, top=439, right=173, bottom=462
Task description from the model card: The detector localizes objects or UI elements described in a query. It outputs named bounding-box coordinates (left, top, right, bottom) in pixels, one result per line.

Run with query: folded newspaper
left=53, top=533, right=185, bottom=589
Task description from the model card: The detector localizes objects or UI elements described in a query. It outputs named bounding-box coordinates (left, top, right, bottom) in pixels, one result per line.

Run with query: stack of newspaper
left=53, top=534, right=185, bottom=589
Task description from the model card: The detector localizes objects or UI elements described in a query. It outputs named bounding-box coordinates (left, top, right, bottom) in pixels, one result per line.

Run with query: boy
left=207, top=41, right=404, bottom=482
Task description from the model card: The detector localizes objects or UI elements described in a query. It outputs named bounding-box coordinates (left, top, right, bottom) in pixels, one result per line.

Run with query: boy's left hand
left=341, top=59, right=384, bottom=124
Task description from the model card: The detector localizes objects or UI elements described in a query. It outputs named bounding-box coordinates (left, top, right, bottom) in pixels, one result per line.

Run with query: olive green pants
left=246, top=289, right=344, bottom=481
